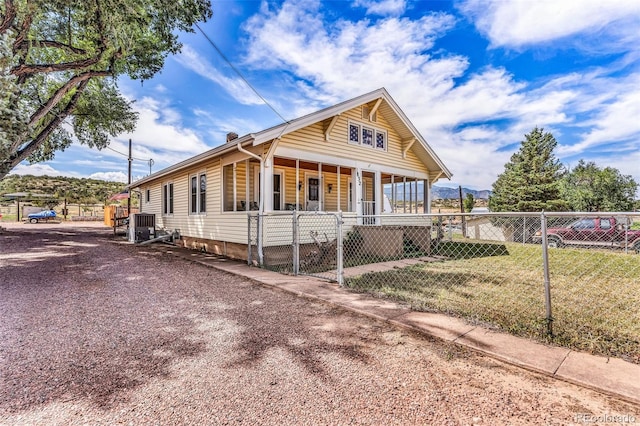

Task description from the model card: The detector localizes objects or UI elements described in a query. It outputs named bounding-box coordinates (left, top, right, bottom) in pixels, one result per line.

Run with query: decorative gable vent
left=362, top=105, right=377, bottom=122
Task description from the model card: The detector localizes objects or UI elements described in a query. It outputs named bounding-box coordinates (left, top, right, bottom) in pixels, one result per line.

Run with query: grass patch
left=346, top=241, right=640, bottom=363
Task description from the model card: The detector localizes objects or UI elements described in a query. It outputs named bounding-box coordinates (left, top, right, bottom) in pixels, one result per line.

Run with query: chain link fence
left=248, top=212, right=341, bottom=282
left=249, top=211, right=640, bottom=362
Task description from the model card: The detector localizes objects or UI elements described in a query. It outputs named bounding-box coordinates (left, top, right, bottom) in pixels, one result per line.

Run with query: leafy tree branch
left=0, top=0, right=212, bottom=179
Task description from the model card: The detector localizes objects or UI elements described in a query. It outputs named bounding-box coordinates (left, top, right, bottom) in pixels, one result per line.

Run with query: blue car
left=27, top=210, right=57, bottom=223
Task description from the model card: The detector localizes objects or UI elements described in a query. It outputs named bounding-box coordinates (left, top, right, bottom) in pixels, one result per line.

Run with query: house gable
left=274, top=104, right=429, bottom=176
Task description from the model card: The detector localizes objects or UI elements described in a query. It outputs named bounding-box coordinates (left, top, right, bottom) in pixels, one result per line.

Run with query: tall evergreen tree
left=489, top=127, right=568, bottom=212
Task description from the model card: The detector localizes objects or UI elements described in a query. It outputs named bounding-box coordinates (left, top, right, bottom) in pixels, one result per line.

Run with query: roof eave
left=127, top=135, right=255, bottom=189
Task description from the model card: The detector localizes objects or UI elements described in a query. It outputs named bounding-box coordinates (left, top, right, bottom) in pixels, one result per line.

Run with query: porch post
left=353, top=168, right=363, bottom=222
left=245, top=159, right=250, bottom=209
left=375, top=171, right=382, bottom=216
left=337, top=166, right=341, bottom=211
left=233, top=164, right=238, bottom=211
left=296, top=159, right=300, bottom=211
left=264, top=157, right=274, bottom=211
left=424, top=179, right=429, bottom=213
left=403, top=177, right=407, bottom=213
left=409, top=178, right=413, bottom=213
left=318, top=162, right=323, bottom=211
left=391, top=175, right=395, bottom=214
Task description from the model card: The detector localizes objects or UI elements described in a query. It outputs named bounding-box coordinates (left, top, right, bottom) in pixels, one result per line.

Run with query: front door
left=307, top=177, right=319, bottom=211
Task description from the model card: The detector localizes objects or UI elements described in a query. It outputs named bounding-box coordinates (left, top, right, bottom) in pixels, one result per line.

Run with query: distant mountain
left=384, top=182, right=491, bottom=201
left=432, top=186, right=491, bottom=200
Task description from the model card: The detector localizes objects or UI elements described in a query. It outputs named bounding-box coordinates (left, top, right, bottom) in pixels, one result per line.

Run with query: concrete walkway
left=155, top=245, right=640, bottom=406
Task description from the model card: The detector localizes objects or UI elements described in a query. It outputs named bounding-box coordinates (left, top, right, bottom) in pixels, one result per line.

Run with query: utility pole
left=127, top=138, right=132, bottom=219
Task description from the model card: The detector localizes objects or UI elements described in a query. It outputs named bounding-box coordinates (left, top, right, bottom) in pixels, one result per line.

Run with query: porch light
left=298, top=181, right=302, bottom=191
left=327, top=183, right=333, bottom=193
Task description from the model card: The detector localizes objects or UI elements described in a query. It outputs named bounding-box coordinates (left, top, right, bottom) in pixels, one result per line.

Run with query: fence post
left=247, top=214, right=253, bottom=266
left=336, top=212, right=344, bottom=286
left=624, top=216, right=630, bottom=254
left=257, top=214, right=264, bottom=266
left=540, top=211, right=553, bottom=336
left=522, top=217, right=526, bottom=245
left=293, top=212, right=299, bottom=275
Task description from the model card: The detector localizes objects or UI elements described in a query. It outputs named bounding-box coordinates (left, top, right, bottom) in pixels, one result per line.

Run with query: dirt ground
left=1, top=222, right=638, bottom=425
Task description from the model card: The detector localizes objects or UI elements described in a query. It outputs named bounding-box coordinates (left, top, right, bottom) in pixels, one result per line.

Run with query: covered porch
left=222, top=155, right=430, bottom=216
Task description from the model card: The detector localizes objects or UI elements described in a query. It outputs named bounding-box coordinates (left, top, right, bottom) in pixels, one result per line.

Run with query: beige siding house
left=130, top=88, right=452, bottom=259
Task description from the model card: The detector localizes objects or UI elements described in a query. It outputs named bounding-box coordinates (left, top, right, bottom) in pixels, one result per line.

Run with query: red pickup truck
left=534, top=217, right=640, bottom=253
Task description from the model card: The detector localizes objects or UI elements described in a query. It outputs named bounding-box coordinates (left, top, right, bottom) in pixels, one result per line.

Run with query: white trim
left=188, top=171, right=207, bottom=215
left=347, top=119, right=387, bottom=152
left=347, top=177, right=353, bottom=212
left=369, top=98, right=382, bottom=121
left=324, top=115, right=340, bottom=141
left=162, top=181, right=174, bottom=216
left=402, top=138, right=415, bottom=158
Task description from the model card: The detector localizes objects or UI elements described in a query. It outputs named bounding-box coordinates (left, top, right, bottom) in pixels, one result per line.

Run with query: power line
left=194, top=22, right=290, bottom=125
left=105, top=145, right=149, bottom=162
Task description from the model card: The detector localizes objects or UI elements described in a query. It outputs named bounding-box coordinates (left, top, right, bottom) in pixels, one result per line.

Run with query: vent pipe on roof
left=226, top=132, right=238, bottom=143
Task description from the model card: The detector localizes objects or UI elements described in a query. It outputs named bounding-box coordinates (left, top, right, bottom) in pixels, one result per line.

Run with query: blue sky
left=13, top=0, right=640, bottom=191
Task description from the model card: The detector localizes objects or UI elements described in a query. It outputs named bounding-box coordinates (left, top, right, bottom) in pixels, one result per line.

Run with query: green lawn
left=345, top=240, right=640, bottom=363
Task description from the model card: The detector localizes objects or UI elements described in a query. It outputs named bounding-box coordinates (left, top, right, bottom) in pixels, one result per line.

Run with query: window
left=348, top=121, right=387, bottom=151
left=349, top=124, right=360, bottom=144
left=362, top=127, right=373, bottom=146
left=199, top=174, right=206, bottom=213
left=308, top=178, right=319, bottom=202
left=375, top=130, right=386, bottom=150
left=223, top=161, right=249, bottom=212
left=162, top=182, right=173, bottom=215
left=600, top=218, right=611, bottom=229
left=574, top=219, right=595, bottom=229
left=190, top=173, right=206, bottom=214
left=190, top=176, right=197, bottom=214
left=273, top=174, right=282, bottom=211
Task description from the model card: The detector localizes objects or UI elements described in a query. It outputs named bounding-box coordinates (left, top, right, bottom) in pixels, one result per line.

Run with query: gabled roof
left=249, top=88, right=451, bottom=180
left=130, top=88, right=451, bottom=188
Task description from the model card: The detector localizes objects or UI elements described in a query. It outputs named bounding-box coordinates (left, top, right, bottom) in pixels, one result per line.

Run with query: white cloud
left=557, top=72, right=640, bottom=156
left=458, top=0, right=640, bottom=50
left=241, top=1, right=590, bottom=188
left=354, top=0, right=406, bottom=16
left=114, top=96, right=211, bottom=164
left=244, top=2, right=459, bottom=101
left=174, top=45, right=263, bottom=105
left=11, top=164, right=68, bottom=177
left=88, top=171, right=129, bottom=183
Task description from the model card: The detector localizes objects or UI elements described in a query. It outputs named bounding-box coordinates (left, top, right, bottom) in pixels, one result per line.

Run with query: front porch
left=222, top=156, right=430, bottom=216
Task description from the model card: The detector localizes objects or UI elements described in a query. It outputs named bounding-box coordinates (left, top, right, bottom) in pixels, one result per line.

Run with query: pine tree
left=489, top=127, right=568, bottom=212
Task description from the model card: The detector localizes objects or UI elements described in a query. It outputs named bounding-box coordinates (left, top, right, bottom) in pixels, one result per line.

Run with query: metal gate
left=248, top=212, right=343, bottom=284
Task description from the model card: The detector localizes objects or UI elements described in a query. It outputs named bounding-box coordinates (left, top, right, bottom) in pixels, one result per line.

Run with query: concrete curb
left=159, top=245, right=640, bottom=407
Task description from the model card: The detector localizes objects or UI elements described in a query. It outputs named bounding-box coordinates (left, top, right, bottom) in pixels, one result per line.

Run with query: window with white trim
left=162, top=182, right=174, bottom=215
left=348, top=121, right=387, bottom=151
left=190, top=173, right=206, bottom=214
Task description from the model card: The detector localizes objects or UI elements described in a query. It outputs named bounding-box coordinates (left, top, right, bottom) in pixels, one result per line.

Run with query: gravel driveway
left=1, top=222, right=638, bottom=425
